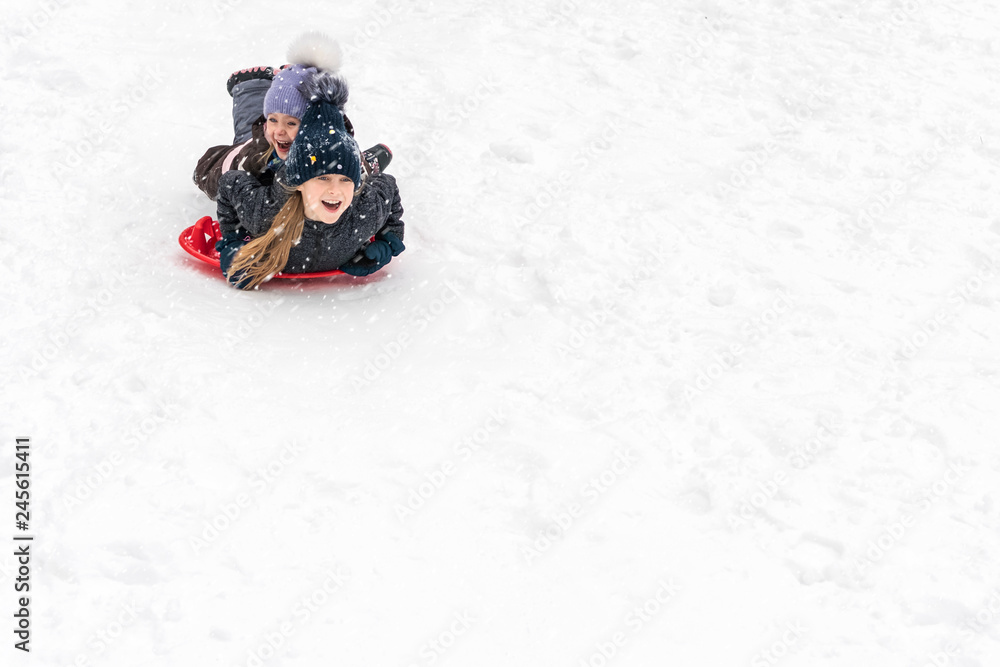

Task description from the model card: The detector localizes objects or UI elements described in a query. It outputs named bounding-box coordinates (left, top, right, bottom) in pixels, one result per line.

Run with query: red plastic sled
left=179, top=216, right=344, bottom=279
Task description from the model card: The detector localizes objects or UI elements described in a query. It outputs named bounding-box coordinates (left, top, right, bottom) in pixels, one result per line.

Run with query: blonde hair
left=248, top=145, right=275, bottom=175
left=227, top=191, right=306, bottom=289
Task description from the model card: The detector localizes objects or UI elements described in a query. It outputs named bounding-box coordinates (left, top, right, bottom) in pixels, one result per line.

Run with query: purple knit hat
left=263, top=33, right=343, bottom=118
left=263, top=64, right=316, bottom=119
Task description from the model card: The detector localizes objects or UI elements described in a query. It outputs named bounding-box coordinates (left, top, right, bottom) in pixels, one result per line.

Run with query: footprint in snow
left=785, top=533, right=845, bottom=584
left=767, top=222, right=805, bottom=240
left=489, top=142, right=534, bottom=164
left=708, top=284, right=737, bottom=307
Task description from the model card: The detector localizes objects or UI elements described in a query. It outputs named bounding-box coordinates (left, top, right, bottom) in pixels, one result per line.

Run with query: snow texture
left=2, top=1, right=1000, bottom=666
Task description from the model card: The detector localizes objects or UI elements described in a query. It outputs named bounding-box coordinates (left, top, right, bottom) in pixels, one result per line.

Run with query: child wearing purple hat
left=217, top=71, right=405, bottom=289
left=193, top=33, right=389, bottom=200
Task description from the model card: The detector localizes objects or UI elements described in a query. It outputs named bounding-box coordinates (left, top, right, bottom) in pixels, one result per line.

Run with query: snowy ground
left=2, top=0, right=1000, bottom=665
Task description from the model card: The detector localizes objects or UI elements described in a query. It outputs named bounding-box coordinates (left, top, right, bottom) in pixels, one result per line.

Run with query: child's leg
left=231, top=78, right=271, bottom=144
left=227, top=66, right=274, bottom=143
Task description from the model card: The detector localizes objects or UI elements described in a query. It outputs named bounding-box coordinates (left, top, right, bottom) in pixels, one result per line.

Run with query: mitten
left=216, top=232, right=254, bottom=289
left=379, top=230, right=405, bottom=256
left=363, top=239, right=393, bottom=265
left=339, top=256, right=390, bottom=277
left=339, top=242, right=392, bottom=276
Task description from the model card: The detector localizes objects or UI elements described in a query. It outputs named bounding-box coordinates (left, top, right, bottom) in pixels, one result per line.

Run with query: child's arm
left=193, top=116, right=271, bottom=201
left=338, top=174, right=406, bottom=276
left=364, top=173, right=405, bottom=241
left=216, top=167, right=290, bottom=237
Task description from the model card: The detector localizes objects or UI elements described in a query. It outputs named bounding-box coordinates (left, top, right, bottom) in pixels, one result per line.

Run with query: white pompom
left=287, top=32, right=342, bottom=72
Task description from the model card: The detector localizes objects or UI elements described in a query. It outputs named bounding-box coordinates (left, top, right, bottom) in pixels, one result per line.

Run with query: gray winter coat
left=216, top=168, right=405, bottom=273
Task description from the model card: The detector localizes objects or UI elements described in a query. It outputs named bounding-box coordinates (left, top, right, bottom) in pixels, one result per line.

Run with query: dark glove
left=362, top=238, right=393, bottom=265
left=378, top=230, right=405, bottom=256
left=339, top=241, right=392, bottom=276
left=338, top=230, right=405, bottom=277
left=339, top=254, right=390, bottom=276
left=216, top=232, right=253, bottom=289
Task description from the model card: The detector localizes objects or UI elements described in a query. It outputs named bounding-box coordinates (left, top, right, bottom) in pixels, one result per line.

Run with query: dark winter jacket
left=216, top=169, right=405, bottom=274
left=216, top=165, right=292, bottom=237
left=193, top=114, right=356, bottom=201
left=193, top=116, right=273, bottom=201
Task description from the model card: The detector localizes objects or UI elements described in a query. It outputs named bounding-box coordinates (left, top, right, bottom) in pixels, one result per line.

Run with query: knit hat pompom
left=283, top=71, right=362, bottom=189
left=300, top=70, right=350, bottom=108
left=287, top=32, right=342, bottom=73
left=263, top=32, right=342, bottom=120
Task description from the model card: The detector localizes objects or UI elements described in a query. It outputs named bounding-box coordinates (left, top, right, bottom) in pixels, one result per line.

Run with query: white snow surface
left=2, top=1, right=1000, bottom=665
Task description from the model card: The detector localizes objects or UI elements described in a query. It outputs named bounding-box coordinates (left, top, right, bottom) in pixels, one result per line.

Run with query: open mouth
left=276, top=140, right=292, bottom=152
left=321, top=199, right=342, bottom=214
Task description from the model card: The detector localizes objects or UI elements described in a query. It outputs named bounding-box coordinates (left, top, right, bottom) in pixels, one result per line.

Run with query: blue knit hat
left=284, top=72, right=363, bottom=188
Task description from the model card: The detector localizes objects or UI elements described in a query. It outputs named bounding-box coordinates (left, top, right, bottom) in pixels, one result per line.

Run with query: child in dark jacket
left=216, top=71, right=405, bottom=289
left=193, top=33, right=372, bottom=201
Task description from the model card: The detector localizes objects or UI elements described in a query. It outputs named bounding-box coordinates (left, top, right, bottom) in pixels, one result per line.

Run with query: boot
left=227, top=66, right=274, bottom=97
left=362, top=144, right=392, bottom=177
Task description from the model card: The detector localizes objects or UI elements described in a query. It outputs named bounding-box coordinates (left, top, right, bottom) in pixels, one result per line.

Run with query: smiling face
left=264, top=113, right=300, bottom=160
left=298, top=174, right=356, bottom=224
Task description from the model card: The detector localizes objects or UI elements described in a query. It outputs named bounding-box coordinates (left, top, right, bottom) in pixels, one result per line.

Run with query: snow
left=2, top=0, right=1000, bottom=665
